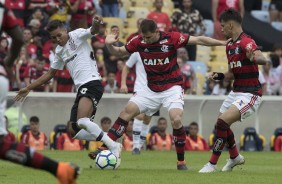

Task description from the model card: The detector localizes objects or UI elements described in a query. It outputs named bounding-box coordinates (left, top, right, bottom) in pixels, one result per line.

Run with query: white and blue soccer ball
left=95, top=150, right=119, bottom=170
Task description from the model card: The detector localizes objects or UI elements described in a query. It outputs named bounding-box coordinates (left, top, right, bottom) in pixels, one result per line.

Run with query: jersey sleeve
left=241, top=37, right=259, bottom=53
left=171, top=32, right=189, bottom=49
left=125, top=35, right=139, bottom=53
left=126, top=52, right=139, bottom=68
left=74, top=28, right=92, bottom=41
left=51, top=53, right=64, bottom=70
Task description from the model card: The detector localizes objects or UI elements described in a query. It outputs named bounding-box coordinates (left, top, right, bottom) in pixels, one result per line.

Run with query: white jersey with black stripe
left=51, top=28, right=101, bottom=90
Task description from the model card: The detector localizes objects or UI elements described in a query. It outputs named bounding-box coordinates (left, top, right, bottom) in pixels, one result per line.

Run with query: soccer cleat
left=88, top=146, right=107, bottom=160
left=110, top=143, right=122, bottom=168
left=57, top=162, right=80, bottom=184
left=199, top=162, right=217, bottom=173
left=222, top=154, right=245, bottom=172
left=177, top=160, right=188, bottom=170
left=132, top=148, right=141, bottom=155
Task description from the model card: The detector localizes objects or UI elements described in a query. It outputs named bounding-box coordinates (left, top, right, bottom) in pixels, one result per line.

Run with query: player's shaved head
left=140, top=19, right=157, bottom=33
left=220, top=8, right=242, bottom=24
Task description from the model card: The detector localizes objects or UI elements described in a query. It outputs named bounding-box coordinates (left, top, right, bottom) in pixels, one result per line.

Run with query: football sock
left=0, top=141, right=58, bottom=176
left=73, top=129, right=96, bottom=141
left=209, top=119, right=229, bottom=165
left=108, top=117, right=128, bottom=141
left=132, top=118, right=142, bottom=149
left=173, top=126, right=186, bottom=162
left=226, top=128, right=239, bottom=159
left=139, top=123, right=150, bottom=149
left=77, top=118, right=103, bottom=138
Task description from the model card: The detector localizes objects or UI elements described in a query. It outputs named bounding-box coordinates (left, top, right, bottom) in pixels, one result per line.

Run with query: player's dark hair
left=220, top=8, right=242, bottom=24
left=30, top=116, right=39, bottom=123
left=46, top=20, right=65, bottom=32
left=140, top=19, right=157, bottom=33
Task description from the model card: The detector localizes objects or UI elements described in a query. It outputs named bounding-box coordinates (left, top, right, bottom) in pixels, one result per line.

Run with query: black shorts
left=70, top=80, right=103, bottom=125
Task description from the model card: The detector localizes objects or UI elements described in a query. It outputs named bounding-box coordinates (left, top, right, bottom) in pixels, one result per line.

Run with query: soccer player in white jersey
left=14, top=16, right=122, bottom=160
left=120, top=52, right=152, bottom=154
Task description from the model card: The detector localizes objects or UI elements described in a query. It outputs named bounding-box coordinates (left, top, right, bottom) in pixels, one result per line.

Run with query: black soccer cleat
left=177, top=160, right=188, bottom=170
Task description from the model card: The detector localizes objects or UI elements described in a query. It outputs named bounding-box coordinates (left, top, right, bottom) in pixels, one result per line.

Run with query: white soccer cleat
left=199, top=162, right=217, bottom=173
left=222, top=154, right=245, bottom=172
left=110, top=142, right=122, bottom=167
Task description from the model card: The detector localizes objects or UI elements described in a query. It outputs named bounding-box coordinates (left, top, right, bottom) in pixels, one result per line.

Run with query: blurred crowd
left=1, top=0, right=282, bottom=95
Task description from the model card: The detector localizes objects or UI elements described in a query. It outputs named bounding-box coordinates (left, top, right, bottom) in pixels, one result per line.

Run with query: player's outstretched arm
left=105, top=33, right=129, bottom=57
left=14, top=68, right=57, bottom=101
left=90, top=15, right=103, bottom=35
left=188, top=36, right=230, bottom=46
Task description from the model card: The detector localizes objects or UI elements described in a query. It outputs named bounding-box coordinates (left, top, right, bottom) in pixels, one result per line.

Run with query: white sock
left=133, top=118, right=143, bottom=149
left=140, top=123, right=150, bottom=149
left=76, top=117, right=116, bottom=149
left=73, top=129, right=96, bottom=141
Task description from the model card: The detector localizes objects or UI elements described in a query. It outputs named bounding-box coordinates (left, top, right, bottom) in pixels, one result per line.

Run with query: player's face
left=141, top=30, right=160, bottom=44
left=220, top=20, right=232, bottom=39
left=49, top=27, right=69, bottom=46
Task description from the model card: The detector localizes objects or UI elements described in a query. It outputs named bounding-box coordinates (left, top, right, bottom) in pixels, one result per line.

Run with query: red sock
left=173, top=126, right=186, bottom=161
left=108, top=117, right=128, bottom=141
left=209, top=119, right=229, bottom=165
left=227, top=128, right=239, bottom=159
left=0, top=140, right=58, bottom=176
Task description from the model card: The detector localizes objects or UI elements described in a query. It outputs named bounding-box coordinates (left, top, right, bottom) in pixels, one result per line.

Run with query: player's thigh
left=218, top=105, right=241, bottom=125
left=169, top=107, right=183, bottom=123
left=119, top=101, right=141, bottom=121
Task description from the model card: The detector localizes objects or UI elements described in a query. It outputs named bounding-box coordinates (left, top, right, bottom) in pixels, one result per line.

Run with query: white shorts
left=219, top=91, right=262, bottom=121
left=0, top=76, right=9, bottom=135
left=130, top=85, right=184, bottom=116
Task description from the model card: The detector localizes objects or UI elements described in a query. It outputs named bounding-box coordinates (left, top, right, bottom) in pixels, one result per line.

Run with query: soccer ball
left=95, top=150, right=118, bottom=170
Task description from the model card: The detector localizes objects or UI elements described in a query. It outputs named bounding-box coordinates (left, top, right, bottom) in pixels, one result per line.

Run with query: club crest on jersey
left=143, top=57, right=170, bottom=65
left=161, top=45, right=169, bottom=52
left=69, top=37, right=77, bottom=50
left=245, top=42, right=253, bottom=51
left=178, top=35, right=185, bottom=44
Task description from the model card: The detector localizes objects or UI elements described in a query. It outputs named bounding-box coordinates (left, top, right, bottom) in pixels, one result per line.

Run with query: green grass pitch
left=0, top=151, right=281, bottom=184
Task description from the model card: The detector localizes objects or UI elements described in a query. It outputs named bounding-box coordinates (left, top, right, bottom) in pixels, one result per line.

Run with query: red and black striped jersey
left=226, top=32, right=262, bottom=96
left=125, top=31, right=189, bottom=92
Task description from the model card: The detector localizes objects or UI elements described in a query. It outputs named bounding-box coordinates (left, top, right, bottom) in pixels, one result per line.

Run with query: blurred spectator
left=0, top=37, right=8, bottom=63
left=88, top=117, right=112, bottom=151
left=26, top=0, right=49, bottom=25
left=171, top=0, right=206, bottom=60
left=115, top=59, right=125, bottom=87
left=212, top=0, right=244, bottom=40
left=3, top=116, right=16, bottom=142
left=28, top=18, right=50, bottom=48
left=27, top=7, right=49, bottom=29
left=259, top=70, right=267, bottom=95
left=274, top=135, right=282, bottom=151
left=47, top=0, right=72, bottom=24
left=269, top=0, right=282, bottom=22
left=100, top=0, right=120, bottom=17
left=177, top=57, right=196, bottom=94
left=126, top=18, right=143, bottom=42
left=211, top=79, right=232, bottom=95
left=177, top=47, right=189, bottom=61
left=95, top=48, right=107, bottom=79
left=23, top=28, right=38, bottom=59
left=69, top=0, right=95, bottom=30
left=103, top=25, right=124, bottom=73
left=147, top=0, right=172, bottom=32
left=262, top=54, right=282, bottom=95
left=5, top=0, right=27, bottom=27
left=273, top=44, right=282, bottom=64
left=103, top=71, right=119, bottom=93
left=244, top=0, right=261, bottom=12
left=15, top=46, right=31, bottom=90
left=21, top=116, right=48, bottom=151
left=148, top=117, right=174, bottom=151
left=56, top=121, right=83, bottom=150
left=53, top=66, right=74, bottom=92
left=24, top=57, right=50, bottom=92
left=122, top=119, right=133, bottom=151
left=185, top=122, right=209, bottom=151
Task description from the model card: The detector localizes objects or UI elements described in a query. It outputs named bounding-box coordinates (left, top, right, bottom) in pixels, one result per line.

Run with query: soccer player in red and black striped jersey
left=199, top=9, right=268, bottom=173
left=0, top=2, right=79, bottom=183
left=88, top=18, right=228, bottom=170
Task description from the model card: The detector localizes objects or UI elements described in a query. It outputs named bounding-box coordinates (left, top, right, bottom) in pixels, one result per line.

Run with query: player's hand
left=91, top=15, right=103, bottom=35
left=246, top=49, right=255, bottom=62
left=105, top=32, right=119, bottom=45
left=208, top=72, right=218, bottom=81
left=14, top=88, right=30, bottom=102
left=223, top=38, right=232, bottom=45
left=120, top=84, right=128, bottom=93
